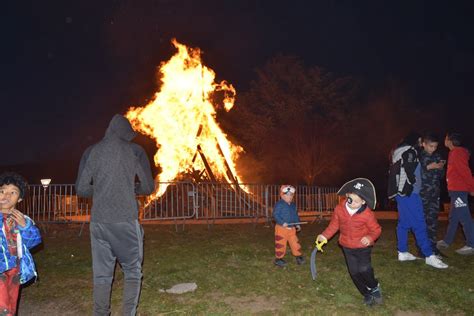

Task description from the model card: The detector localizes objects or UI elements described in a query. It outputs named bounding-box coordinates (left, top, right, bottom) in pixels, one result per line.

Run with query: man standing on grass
left=437, top=132, right=474, bottom=255
left=76, top=114, right=155, bottom=315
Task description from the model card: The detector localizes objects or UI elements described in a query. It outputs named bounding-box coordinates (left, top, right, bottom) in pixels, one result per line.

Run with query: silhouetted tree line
left=219, top=55, right=473, bottom=208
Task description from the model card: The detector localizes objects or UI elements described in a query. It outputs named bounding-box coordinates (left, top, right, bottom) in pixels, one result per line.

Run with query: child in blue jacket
left=0, top=172, right=42, bottom=315
left=273, top=185, right=304, bottom=267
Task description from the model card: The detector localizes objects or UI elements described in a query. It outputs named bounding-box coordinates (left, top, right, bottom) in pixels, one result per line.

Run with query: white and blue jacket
left=0, top=213, right=42, bottom=284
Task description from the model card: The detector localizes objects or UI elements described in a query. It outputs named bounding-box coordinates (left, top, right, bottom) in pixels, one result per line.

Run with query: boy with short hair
left=273, top=185, right=304, bottom=267
left=317, top=178, right=382, bottom=306
left=0, top=172, right=42, bottom=315
left=388, top=133, right=448, bottom=268
left=419, top=133, right=446, bottom=256
left=437, top=132, right=474, bottom=255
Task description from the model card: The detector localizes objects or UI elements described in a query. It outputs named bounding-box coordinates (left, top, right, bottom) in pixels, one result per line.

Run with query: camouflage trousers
left=421, top=197, right=440, bottom=254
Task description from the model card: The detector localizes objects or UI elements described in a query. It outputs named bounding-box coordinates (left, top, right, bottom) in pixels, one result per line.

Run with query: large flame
left=126, top=39, right=244, bottom=198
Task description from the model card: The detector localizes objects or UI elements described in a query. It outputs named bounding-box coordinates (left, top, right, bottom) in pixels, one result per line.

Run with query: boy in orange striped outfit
left=273, top=185, right=304, bottom=267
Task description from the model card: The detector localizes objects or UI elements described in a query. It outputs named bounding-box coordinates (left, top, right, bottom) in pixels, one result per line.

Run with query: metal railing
left=24, top=184, right=91, bottom=223
left=22, top=183, right=339, bottom=223
left=140, top=182, right=197, bottom=221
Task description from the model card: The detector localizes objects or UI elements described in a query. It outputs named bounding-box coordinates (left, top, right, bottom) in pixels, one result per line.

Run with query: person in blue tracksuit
left=388, top=133, right=448, bottom=269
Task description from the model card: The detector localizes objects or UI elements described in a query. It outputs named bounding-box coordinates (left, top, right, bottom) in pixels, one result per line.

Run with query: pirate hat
left=337, top=178, right=377, bottom=209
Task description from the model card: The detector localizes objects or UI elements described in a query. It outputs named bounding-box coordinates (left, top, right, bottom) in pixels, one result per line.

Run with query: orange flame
left=126, top=39, right=244, bottom=198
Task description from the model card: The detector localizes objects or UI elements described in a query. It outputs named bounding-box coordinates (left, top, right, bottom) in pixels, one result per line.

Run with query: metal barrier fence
left=24, top=184, right=92, bottom=223
left=22, top=183, right=338, bottom=223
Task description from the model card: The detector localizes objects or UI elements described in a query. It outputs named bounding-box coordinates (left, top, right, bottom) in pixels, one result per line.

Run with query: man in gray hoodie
left=76, top=114, right=155, bottom=316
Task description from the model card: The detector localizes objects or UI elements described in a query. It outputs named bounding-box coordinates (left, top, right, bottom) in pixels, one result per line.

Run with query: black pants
left=342, top=247, right=378, bottom=296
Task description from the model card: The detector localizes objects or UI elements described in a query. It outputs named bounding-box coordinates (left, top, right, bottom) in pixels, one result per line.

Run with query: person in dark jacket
left=387, top=133, right=448, bottom=269
left=419, top=133, right=446, bottom=256
left=76, top=114, right=155, bottom=316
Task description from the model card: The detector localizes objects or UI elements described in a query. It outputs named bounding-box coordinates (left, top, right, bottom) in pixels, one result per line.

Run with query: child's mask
left=281, top=185, right=296, bottom=195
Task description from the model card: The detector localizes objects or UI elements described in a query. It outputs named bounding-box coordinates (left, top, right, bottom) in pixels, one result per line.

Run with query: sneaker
left=436, top=240, right=449, bottom=249
left=273, top=258, right=287, bottom=267
left=363, top=294, right=375, bottom=307
left=425, top=255, right=448, bottom=269
left=295, top=256, right=305, bottom=265
left=398, top=251, right=417, bottom=261
left=370, top=284, right=383, bottom=305
left=455, top=246, right=474, bottom=255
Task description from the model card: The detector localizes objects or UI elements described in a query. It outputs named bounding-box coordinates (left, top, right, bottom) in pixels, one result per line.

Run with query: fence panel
left=23, top=183, right=337, bottom=223
left=265, top=185, right=339, bottom=220
left=23, top=184, right=91, bottom=223
left=196, top=183, right=267, bottom=219
left=140, top=182, right=196, bottom=221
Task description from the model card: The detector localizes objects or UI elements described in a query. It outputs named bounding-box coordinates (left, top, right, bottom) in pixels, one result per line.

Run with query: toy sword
left=310, top=238, right=327, bottom=280
left=286, top=222, right=308, bottom=226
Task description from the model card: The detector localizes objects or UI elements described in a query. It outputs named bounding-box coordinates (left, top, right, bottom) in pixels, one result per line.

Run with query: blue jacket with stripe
left=0, top=214, right=42, bottom=284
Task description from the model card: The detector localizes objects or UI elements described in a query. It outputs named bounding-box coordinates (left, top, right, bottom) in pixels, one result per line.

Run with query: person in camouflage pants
left=419, top=133, right=446, bottom=256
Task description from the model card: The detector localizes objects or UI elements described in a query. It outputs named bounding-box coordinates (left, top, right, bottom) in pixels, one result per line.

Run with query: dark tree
left=224, top=55, right=360, bottom=185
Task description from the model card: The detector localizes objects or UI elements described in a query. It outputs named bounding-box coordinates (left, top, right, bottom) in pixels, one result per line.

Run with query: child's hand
left=428, top=162, right=444, bottom=170
left=316, top=234, right=327, bottom=243
left=282, top=222, right=288, bottom=227
left=9, top=209, right=26, bottom=228
left=360, top=236, right=371, bottom=246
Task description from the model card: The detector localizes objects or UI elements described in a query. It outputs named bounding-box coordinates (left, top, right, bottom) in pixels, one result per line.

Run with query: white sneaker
left=425, top=255, right=448, bottom=269
left=398, top=252, right=417, bottom=261
left=455, top=246, right=474, bottom=255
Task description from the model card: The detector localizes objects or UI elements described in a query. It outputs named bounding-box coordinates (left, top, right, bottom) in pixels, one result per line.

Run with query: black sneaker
left=295, top=256, right=305, bottom=265
left=363, top=294, right=375, bottom=307
left=274, top=258, right=287, bottom=267
left=370, top=285, right=383, bottom=305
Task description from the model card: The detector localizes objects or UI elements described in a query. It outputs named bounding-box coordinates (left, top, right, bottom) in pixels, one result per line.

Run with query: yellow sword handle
left=315, top=238, right=327, bottom=252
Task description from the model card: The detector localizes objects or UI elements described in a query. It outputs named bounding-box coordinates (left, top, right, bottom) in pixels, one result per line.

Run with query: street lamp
left=40, top=179, right=52, bottom=219
left=41, top=179, right=51, bottom=189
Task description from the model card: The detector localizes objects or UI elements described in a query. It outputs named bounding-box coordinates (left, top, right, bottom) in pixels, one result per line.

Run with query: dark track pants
left=90, top=220, right=144, bottom=316
left=443, top=191, right=474, bottom=247
left=342, top=247, right=378, bottom=297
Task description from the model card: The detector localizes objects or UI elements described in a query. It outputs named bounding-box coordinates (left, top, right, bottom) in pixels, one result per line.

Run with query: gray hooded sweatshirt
left=75, top=114, right=155, bottom=223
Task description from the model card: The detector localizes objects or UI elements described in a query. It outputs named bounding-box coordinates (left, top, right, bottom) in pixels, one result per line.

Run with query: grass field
left=18, top=220, right=474, bottom=315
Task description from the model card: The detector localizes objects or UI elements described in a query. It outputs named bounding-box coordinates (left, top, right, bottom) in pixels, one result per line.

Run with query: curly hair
left=0, top=171, right=28, bottom=199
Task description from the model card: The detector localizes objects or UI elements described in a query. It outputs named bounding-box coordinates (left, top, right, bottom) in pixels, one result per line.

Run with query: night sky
left=2, top=0, right=474, bottom=183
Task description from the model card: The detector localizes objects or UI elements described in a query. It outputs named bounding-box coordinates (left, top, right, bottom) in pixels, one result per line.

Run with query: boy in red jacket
left=437, top=132, right=474, bottom=255
left=316, top=178, right=382, bottom=306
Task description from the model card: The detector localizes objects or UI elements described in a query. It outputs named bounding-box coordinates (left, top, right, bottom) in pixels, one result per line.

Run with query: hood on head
left=105, top=114, right=136, bottom=141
